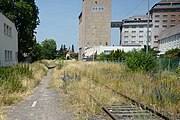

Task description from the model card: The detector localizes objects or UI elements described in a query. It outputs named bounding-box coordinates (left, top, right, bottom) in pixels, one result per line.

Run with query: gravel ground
left=6, top=70, right=74, bottom=120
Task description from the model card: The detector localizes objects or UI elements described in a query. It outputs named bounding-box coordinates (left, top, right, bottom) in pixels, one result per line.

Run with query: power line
left=122, top=0, right=146, bottom=19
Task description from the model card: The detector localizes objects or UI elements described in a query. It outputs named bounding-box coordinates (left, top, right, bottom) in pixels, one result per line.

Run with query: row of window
left=4, top=23, right=12, bottom=37
left=154, top=24, right=175, bottom=28
left=155, top=19, right=180, bottom=23
left=124, top=30, right=146, bottom=33
left=155, top=14, right=178, bottom=18
left=160, top=33, right=180, bottom=44
left=92, top=6, right=105, bottom=11
left=124, top=25, right=145, bottom=28
left=124, top=41, right=144, bottom=44
left=124, top=36, right=146, bottom=38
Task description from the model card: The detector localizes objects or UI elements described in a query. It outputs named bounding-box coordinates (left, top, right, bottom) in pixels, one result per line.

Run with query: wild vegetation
left=0, top=62, right=48, bottom=118
left=51, top=61, right=180, bottom=119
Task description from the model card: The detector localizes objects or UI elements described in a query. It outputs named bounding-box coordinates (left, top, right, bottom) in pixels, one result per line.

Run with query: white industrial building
left=121, top=15, right=152, bottom=46
left=159, top=24, right=180, bottom=53
left=0, top=12, right=18, bottom=67
left=84, top=45, right=143, bottom=57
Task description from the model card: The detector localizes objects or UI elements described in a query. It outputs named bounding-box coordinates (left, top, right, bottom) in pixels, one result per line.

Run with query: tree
left=165, top=48, right=180, bottom=58
left=71, top=44, right=75, bottom=52
left=0, top=0, right=40, bottom=62
left=31, top=42, right=43, bottom=62
left=41, top=39, right=57, bottom=60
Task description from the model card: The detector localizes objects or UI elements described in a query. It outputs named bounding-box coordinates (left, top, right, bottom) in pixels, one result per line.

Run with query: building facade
left=121, top=15, right=152, bottom=46
left=0, top=12, right=18, bottom=67
left=150, top=0, right=180, bottom=50
left=159, top=24, right=180, bottom=53
left=78, top=0, right=112, bottom=59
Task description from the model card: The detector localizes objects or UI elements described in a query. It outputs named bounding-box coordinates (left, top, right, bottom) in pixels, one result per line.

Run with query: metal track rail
left=90, top=78, right=171, bottom=120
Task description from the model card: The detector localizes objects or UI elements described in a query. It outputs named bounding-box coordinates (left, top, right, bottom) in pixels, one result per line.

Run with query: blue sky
left=35, top=0, right=160, bottom=51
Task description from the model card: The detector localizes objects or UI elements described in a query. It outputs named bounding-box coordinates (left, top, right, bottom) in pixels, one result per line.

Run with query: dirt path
left=6, top=70, right=73, bottom=120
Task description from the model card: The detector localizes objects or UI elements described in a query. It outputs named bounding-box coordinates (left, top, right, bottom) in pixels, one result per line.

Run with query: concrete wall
left=0, top=13, right=18, bottom=67
left=159, top=24, right=180, bottom=53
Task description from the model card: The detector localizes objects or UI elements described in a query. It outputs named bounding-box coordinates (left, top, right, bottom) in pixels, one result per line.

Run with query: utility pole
left=146, top=0, right=150, bottom=55
left=93, top=27, right=96, bottom=62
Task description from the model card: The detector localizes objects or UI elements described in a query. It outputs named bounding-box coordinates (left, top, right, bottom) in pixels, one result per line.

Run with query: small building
left=0, top=12, right=18, bottom=67
left=84, top=45, right=143, bottom=57
left=121, top=15, right=152, bottom=46
left=159, top=24, right=180, bottom=53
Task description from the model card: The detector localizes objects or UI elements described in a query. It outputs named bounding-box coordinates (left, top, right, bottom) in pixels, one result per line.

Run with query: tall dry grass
left=0, top=61, right=48, bottom=118
left=52, top=61, right=179, bottom=119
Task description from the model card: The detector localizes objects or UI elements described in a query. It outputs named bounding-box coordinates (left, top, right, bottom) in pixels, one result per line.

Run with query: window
left=139, top=26, right=144, bottom=28
left=139, top=31, right=143, bottom=33
left=171, top=15, right=176, bottom=17
left=125, top=31, right=129, bottom=33
left=132, top=36, right=136, bottom=38
left=5, top=50, right=12, bottom=61
left=139, top=36, right=143, bottom=38
left=163, top=15, right=168, bottom=17
left=139, top=41, right=143, bottom=44
left=163, top=20, right=167, bottom=22
left=155, top=20, right=159, bottom=22
left=155, top=15, right=160, bottom=17
left=124, top=41, right=128, bottom=44
left=155, top=25, right=159, bottom=28
left=132, top=31, right=136, bottom=33
left=4, top=23, right=12, bottom=36
left=132, top=26, right=136, bottom=28
left=171, top=20, right=176, bottom=22
left=124, top=26, right=129, bottom=28
left=162, top=25, right=167, bottom=28
left=131, top=41, right=136, bottom=44
left=105, top=42, right=108, bottom=46
left=124, top=36, right=128, bottom=38
left=170, top=25, right=175, bottom=27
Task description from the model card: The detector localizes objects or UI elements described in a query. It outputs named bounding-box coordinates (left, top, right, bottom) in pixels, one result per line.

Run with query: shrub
left=126, top=50, right=157, bottom=72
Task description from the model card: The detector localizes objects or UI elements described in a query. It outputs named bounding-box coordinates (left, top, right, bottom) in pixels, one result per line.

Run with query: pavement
left=6, top=69, right=74, bottom=120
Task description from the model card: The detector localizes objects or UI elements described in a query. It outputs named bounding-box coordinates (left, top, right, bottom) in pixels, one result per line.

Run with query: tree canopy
left=0, top=0, right=40, bottom=61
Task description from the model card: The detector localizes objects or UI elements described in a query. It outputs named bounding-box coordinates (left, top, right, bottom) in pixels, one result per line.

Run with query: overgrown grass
left=52, top=61, right=180, bottom=119
left=0, top=61, right=48, bottom=119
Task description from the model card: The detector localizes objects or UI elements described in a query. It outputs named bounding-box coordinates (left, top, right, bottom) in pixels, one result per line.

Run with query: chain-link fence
left=158, top=58, right=180, bottom=71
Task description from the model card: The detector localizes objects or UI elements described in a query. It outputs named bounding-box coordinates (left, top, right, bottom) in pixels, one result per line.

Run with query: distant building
left=150, top=0, right=180, bottom=50
left=0, top=12, right=18, bottom=67
left=121, top=15, right=152, bottom=46
left=78, top=0, right=112, bottom=60
left=159, top=24, right=180, bottom=53
left=84, top=45, right=143, bottom=57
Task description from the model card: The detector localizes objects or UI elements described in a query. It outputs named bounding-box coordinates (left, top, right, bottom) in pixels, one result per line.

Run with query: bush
left=126, top=50, right=157, bottom=72
left=165, top=48, right=180, bottom=58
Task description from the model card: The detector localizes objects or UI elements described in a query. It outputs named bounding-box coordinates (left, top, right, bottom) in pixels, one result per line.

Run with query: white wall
left=0, top=13, right=18, bottom=67
left=85, top=45, right=143, bottom=57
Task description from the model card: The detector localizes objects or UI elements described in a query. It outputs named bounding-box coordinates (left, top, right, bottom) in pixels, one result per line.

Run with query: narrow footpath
left=7, top=70, right=73, bottom=120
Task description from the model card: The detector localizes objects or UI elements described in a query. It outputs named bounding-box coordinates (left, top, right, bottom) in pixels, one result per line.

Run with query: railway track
left=87, top=78, right=174, bottom=120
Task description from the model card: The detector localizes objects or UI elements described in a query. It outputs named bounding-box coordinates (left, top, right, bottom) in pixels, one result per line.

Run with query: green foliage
left=165, top=48, right=180, bottom=58
left=31, top=42, right=43, bottom=62
left=0, top=64, right=33, bottom=93
left=96, top=49, right=126, bottom=61
left=126, top=50, right=157, bottom=72
left=41, top=39, right=57, bottom=60
left=57, top=44, right=67, bottom=59
left=0, top=0, right=40, bottom=62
